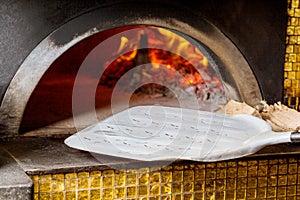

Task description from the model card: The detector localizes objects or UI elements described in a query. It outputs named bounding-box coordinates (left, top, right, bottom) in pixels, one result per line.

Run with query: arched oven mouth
left=0, top=1, right=262, bottom=137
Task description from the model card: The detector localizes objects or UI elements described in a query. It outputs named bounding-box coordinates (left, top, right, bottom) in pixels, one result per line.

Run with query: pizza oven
left=0, top=0, right=286, bottom=137
left=0, top=1, right=294, bottom=200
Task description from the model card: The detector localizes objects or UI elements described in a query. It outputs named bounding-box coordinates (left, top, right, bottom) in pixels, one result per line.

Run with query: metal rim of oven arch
left=0, top=2, right=262, bottom=136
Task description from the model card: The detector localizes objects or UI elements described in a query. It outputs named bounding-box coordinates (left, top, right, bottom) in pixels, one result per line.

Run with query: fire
left=100, top=26, right=223, bottom=99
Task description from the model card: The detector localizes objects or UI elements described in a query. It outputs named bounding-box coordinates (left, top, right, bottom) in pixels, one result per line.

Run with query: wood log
left=218, top=99, right=300, bottom=132
left=216, top=99, right=261, bottom=118
left=256, top=101, right=300, bottom=132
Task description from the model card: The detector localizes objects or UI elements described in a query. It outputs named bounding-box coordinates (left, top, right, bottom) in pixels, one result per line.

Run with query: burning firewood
left=99, top=27, right=223, bottom=101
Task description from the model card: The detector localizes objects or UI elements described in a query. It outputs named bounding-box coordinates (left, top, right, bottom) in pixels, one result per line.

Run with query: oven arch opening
left=0, top=3, right=261, bottom=137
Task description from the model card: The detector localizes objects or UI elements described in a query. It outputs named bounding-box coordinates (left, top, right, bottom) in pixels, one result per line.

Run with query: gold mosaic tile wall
left=30, top=157, right=300, bottom=200
left=285, top=0, right=300, bottom=110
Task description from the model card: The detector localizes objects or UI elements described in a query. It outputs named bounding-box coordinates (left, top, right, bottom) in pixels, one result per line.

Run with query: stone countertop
left=0, top=148, right=32, bottom=199
left=1, top=137, right=172, bottom=175
left=1, top=136, right=300, bottom=175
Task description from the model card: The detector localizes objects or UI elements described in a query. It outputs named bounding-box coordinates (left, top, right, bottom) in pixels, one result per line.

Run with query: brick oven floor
left=21, top=85, right=219, bottom=137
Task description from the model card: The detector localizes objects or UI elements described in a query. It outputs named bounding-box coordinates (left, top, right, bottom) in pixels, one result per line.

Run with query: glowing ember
left=100, top=26, right=223, bottom=100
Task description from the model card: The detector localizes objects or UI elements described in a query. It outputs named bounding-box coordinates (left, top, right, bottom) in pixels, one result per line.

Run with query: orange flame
left=101, top=26, right=221, bottom=93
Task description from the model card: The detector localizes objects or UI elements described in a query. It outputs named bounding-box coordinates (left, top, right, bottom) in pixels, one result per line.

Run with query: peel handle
left=290, top=130, right=300, bottom=143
